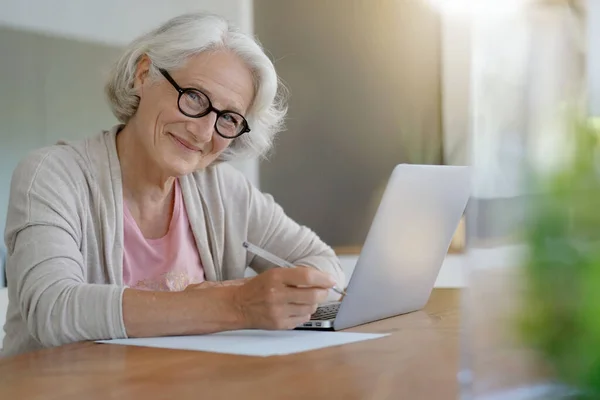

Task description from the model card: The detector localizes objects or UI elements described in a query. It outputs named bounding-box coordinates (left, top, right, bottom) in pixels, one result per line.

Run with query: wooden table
left=0, top=289, right=461, bottom=400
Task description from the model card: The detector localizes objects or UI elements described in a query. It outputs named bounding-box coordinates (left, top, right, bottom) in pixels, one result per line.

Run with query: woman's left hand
left=185, top=278, right=253, bottom=290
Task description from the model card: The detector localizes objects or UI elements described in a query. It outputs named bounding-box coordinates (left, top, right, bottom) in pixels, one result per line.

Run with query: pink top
left=122, top=180, right=205, bottom=291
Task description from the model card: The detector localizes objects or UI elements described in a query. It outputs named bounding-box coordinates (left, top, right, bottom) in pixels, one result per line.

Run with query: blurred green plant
left=519, top=117, right=600, bottom=398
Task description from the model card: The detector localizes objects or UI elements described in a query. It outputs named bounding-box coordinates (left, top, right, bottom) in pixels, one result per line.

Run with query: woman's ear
left=133, top=54, right=152, bottom=93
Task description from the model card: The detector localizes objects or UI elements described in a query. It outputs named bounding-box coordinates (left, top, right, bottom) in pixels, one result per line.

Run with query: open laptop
left=298, top=164, right=470, bottom=330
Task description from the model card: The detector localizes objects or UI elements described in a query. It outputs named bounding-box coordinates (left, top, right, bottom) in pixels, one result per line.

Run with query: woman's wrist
left=122, top=286, right=247, bottom=338
left=182, top=285, right=247, bottom=332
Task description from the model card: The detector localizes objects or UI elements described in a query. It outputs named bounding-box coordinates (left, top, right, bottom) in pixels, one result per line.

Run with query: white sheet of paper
left=97, top=330, right=388, bottom=356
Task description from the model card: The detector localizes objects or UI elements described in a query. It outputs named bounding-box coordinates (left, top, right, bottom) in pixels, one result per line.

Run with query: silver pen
left=242, top=241, right=347, bottom=296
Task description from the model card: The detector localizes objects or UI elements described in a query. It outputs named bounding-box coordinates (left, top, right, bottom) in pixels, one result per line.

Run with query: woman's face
left=131, top=50, right=255, bottom=176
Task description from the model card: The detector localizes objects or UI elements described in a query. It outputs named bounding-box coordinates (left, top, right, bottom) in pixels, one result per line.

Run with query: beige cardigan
left=1, top=125, right=344, bottom=357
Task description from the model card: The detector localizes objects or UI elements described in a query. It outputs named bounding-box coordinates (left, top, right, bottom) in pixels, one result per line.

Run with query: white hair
left=105, top=12, right=287, bottom=162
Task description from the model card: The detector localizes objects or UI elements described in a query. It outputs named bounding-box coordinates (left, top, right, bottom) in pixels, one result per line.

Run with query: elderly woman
left=1, top=13, right=344, bottom=357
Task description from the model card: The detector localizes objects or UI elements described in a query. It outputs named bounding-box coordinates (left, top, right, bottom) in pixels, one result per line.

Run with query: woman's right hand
left=231, top=267, right=336, bottom=330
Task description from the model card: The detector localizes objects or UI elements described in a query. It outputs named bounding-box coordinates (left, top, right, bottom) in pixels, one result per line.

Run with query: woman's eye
left=223, top=114, right=240, bottom=125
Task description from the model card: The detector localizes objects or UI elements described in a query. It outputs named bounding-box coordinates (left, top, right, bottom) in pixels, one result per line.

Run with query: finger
left=278, top=267, right=336, bottom=289
left=287, top=303, right=319, bottom=317
left=282, top=287, right=329, bottom=305
left=283, top=315, right=312, bottom=330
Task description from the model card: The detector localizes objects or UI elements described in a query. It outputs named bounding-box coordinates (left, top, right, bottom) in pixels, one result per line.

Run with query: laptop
left=298, top=164, right=470, bottom=330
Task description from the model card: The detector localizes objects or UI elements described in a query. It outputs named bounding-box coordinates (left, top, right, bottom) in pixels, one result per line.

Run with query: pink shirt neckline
left=123, top=184, right=181, bottom=244
left=122, top=180, right=205, bottom=291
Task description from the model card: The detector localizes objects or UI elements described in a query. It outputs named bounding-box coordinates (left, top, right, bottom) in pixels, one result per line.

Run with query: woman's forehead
left=173, top=51, right=255, bottom=113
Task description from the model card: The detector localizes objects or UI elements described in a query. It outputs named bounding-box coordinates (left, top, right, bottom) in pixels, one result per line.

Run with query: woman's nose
left=187, top=112, right=217, bottom=143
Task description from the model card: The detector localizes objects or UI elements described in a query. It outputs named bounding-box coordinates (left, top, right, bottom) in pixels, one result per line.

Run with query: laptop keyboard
left=311, top=303, right=341, bottom=320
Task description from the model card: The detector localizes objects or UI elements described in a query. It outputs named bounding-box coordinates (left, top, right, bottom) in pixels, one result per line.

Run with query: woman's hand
left=230, top=267, right=336, bottom=330
left=122, top=269, right=335, bottom=338
left=185, top=278, right=252, bottom=290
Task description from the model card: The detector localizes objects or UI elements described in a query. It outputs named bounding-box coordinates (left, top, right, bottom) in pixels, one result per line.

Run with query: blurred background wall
left=254, top=0, right=444, bottom=248
left=0, top=27, right=121, bottom=238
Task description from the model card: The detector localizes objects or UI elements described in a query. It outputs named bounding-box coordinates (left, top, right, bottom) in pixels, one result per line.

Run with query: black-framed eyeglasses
left=159, top=68, right=251, bottom=139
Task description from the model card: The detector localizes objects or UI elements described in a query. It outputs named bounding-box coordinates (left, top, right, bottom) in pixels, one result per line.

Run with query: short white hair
left=105, top=12, right=287, bottom=162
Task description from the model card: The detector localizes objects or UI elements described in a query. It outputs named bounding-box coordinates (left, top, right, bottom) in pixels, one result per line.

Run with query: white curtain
left=442, top=2, right=585, bottom=199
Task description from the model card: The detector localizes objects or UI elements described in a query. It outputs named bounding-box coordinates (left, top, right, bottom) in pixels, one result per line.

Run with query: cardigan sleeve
left=4, top=148, right=126, bottom=348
